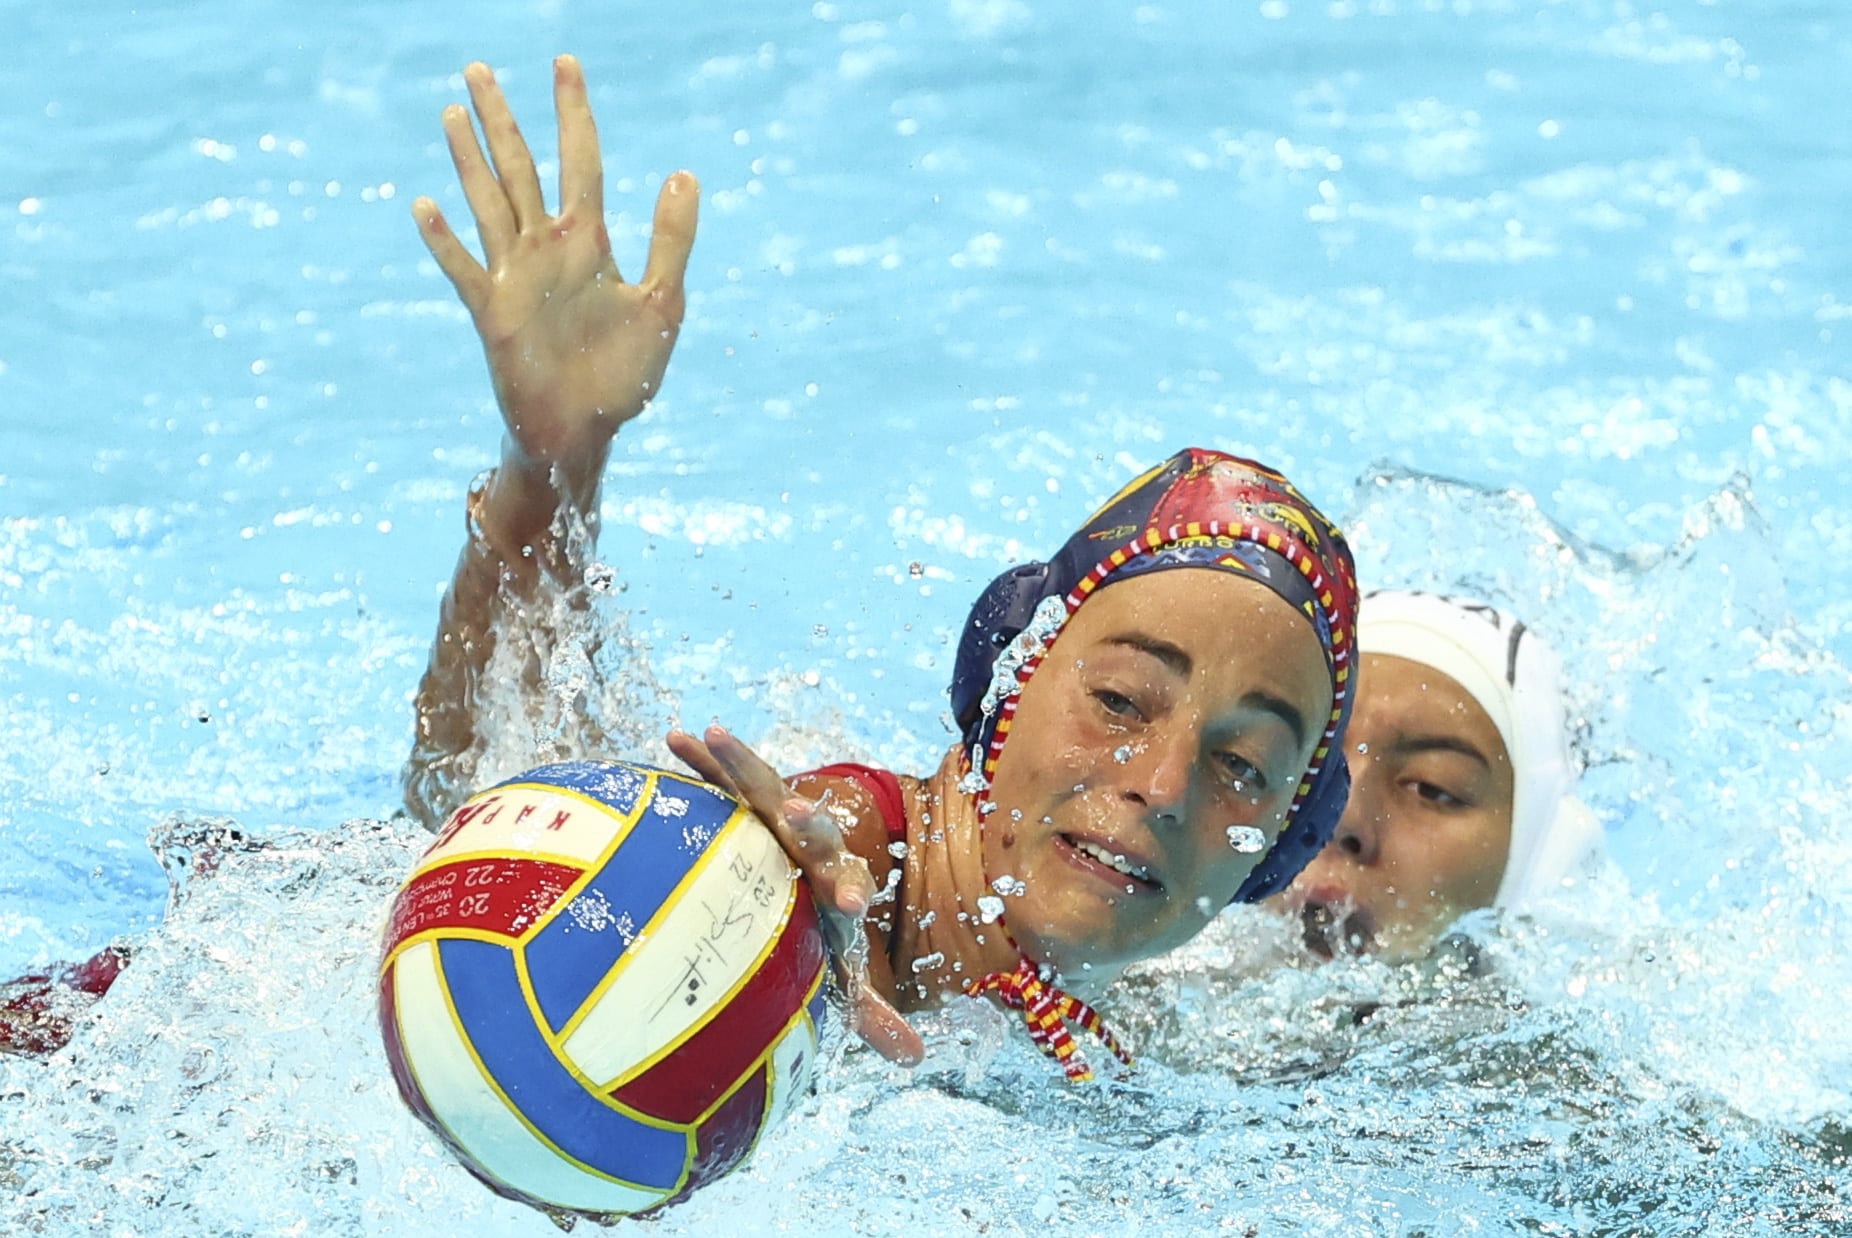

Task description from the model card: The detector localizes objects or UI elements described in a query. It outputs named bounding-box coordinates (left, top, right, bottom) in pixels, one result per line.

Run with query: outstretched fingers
left=640, top=171, right=700, bottom=301
left=411, top=197, right=491, bottom=310
left=665, top=728, right=739, bottom=798
left=464, top=61, right=548, bottom=235
left=666, top=726, right=918, bottom=1067
left=441, top=101, right=516, bottom=266
left=553, top=55, right=605, bottom=227
left=666, top=726, right=875, bottom=918
left=780, top=796, right=874, bottom=916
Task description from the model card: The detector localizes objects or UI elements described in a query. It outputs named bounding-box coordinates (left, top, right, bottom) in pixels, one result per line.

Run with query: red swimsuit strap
left=800, top=763, right=908, bottom=844
left=799, top=764, right=1129, bottom=1083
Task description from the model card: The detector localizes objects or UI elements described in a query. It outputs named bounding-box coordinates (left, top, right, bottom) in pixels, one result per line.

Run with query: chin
left=1006, top=898, right=1152, bottom=984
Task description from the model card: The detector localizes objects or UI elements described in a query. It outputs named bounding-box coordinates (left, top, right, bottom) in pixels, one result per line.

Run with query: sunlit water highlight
left=3, top=1, right=1849, bottom=1233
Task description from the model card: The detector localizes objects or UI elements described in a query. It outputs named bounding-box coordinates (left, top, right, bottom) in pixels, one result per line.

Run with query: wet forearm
left=402, top=440, right=607, bottom=826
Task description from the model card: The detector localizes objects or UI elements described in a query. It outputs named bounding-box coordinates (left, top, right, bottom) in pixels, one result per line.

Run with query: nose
left=1332, top=773, right=1384, bottom=865
left=1116, top=724, right=1196, bottom=823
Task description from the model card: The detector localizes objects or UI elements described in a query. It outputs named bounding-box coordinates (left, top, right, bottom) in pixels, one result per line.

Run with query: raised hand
left=413, top=55, right=698, bottom=490
left=402, top=57, right=699, bottom=829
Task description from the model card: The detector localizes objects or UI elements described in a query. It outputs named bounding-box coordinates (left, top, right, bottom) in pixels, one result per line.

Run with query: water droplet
left=910, top=951, right=946, bottom=973
left=908, top=561, right=924, bottom=577
left=976, top=594, right=1070, bottom=718
left=976, top=895, right=1006, bottom=923
left=1226, top=825, right=1266, bottom=854
left=1112, top=744, right=1133, bottom=764
left=990, top=874, right=1027, bottom=897
left=887, top=840, right=909, bottom=859
left=1355, top=741, right=1370, bottom=755
left=1195, top=897, right=1214, bottom=915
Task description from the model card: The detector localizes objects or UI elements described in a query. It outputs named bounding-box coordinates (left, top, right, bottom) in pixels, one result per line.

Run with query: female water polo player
left=401, top=56, right=1361, bottom=1079
left=1273, top=591, right=1603, bottom=962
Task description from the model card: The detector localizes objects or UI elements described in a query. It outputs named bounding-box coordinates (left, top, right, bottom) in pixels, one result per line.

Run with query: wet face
left=981, top=569, right=1332, bottom=981
left=1276, top=653, right=1514, bottom=961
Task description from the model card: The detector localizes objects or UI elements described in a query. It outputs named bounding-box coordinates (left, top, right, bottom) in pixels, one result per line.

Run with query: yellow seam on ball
left=595, top=855, right=800, bottom=1089
left=697, top=960, right=829, bottom=1135
left=406, top=845, right=592, bottom=883
left=552, top=800, right=759, bottom=1045
left=381, top=924, right=534, bottom=977
left=514, top=777, right=662, bottom=949
left=429, top=940, right=674, bottom=1196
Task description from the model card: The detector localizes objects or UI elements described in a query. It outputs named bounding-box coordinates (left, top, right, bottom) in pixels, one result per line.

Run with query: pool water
left=3, top=0, right=1849, bottom=1232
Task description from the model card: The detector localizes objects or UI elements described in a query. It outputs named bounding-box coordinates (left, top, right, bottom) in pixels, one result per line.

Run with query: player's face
left=1274, top=653, right=1514, bottom=961
left=982, top=569, right=1331, bottom=983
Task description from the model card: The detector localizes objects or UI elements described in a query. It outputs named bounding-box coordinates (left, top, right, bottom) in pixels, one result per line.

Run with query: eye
left=1217, top=751, right=1267, bottom=794
left=1091, top=688, right=1143, bottom=721
left=1410, top=780, right=1466, bottom=808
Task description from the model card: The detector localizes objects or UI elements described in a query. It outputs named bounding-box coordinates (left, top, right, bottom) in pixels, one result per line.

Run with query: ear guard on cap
left=950, top=561, right=1054, bottom=743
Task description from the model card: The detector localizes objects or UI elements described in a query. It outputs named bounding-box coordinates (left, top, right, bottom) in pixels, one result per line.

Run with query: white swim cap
left=1357, top=591, right=1603, bottom=910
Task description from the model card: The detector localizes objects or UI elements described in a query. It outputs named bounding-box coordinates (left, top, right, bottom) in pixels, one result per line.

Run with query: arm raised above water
left=403, top=55, right=698, bottom=828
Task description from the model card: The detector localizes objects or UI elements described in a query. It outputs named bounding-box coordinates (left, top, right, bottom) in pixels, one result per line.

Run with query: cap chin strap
left=964, top=956, right=1133, bottom=1083
left=957, top=744, right=1135, bottom=1084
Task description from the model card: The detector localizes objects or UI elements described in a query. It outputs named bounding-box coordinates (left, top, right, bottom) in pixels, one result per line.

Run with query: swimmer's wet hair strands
left=1357, top=591, right=1604, bottom=910
left=948, top=448, right=1362, bottom=903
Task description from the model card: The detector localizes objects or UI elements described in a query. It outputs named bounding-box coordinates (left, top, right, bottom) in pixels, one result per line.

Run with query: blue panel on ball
left=807, top=985, right=827, bottom=1033
left=438, top=936, right=689, bottom=1191
left=524, top=775, right=739, bottom=1033
left=491, top=760, right=653, bottom=817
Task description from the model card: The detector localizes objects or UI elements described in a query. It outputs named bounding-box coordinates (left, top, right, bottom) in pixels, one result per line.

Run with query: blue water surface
left=2, top=1, right=1849, bottom=1234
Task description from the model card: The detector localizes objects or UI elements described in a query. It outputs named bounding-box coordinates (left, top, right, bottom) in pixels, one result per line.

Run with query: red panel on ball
left=672, top=1065, right=770, bottom=1204
left=382, top=857, right=583, bottom=955
left=608, top=892, right=825, bottom=1125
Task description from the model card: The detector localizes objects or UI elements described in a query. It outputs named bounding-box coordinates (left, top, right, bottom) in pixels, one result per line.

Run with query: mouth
left=1298, top=899, right=1376, bottom=960
left=1055, top=832, right=1164, bottom=897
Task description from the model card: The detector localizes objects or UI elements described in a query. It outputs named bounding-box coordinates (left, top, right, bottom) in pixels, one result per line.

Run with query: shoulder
left=786, top=764, right=923, bottom=997
left=789, top=763, right=910, bottom=847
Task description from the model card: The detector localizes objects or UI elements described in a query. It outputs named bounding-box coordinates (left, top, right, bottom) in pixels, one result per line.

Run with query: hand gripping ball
left=378, top=760, right=830, bottom=1217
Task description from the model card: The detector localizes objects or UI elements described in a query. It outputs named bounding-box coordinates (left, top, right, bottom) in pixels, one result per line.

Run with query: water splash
left=1226, top=825, right=1267, bottom=854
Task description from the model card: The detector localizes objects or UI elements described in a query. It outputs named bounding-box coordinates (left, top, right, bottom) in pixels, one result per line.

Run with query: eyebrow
left=1104, top=633, right=1311, bottom=751
left=1106, top=633, right=1193, bottom=678
left=1391, top=733, right=1493, bottom=769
